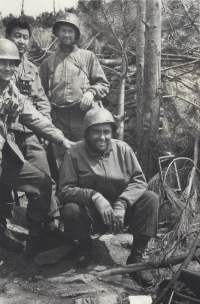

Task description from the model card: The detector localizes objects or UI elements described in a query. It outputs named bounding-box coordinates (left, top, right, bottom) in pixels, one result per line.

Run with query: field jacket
left=10, top=54, right=51, bottom=132
left=0, top=81, right=65, bottom=170
left=59, top=139, right=147, bottom=208
left=39, top=45, right=109, bottom=109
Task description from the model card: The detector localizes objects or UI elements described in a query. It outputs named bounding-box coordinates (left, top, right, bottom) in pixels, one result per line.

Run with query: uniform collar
left=57, top=44, right=79, bottom=57
left=85, top=139, right=113, bottom=158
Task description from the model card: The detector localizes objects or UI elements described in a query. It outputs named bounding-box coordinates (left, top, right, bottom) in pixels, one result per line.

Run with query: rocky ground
left=0, top=197, right=200, bottom=304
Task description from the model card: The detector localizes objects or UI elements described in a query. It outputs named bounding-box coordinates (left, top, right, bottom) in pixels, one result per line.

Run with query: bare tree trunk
left=117, top=38, right=127, bottom=141
left=137, top=0, right=162, bottom=180
left=53, top=0, right=56, bottom=17
left=136, top=0, right=146, bottom=153
left=21, top=0, right=25, bottom=15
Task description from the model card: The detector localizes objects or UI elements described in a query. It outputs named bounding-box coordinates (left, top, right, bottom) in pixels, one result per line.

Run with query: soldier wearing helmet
left=0, top=38, right=74, bottom=257
left=1, top=17, right=64, bottom=243
left=39, top=12, right=109, bottom=170
left=59, top=107, right=159, bottom=288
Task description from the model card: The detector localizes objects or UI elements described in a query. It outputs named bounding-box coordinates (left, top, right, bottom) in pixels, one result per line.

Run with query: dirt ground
left=0, top=196, right=200, bottom=304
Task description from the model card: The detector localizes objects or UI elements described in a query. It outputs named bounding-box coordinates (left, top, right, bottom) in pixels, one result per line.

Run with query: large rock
left=99, top=233, right=132, bottom=265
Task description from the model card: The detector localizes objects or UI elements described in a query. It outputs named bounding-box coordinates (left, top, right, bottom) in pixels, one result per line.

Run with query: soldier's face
left=57, top=24, right=76, bottom=47
left=0, top=59, right=15, bottom=83
left=7, top=27, right=29, bottom=56
left=86, top=123, right=113, bottom=154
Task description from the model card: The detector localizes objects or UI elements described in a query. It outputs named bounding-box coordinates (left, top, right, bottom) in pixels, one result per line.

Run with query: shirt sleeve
left=19, top=97, right=65, bottom=145
left=87, top=53, right=110, bottom=99
left=59, top=151, right=96, bottom=206
left=31, top=66, right=51, bottom=120
left=39, top=58, right=49, bottom=97
left=117, top=145, right=147, bottom=207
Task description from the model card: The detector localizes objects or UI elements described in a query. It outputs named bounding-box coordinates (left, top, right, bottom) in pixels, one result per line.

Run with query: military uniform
left=0, top=80, right=66, bottom=229
left=59, top=139, right=159, bottom=240
left=39, top=45, right=109, bottom=164
left=0, top=54, right=60, bottom=222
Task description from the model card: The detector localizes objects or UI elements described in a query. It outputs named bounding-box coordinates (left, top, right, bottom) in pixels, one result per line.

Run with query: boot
left=0, top=224, right=24, bottom=252
left=43, top=220, right=65, bottom=242
left=26, top=220, right=63, bottom=257
left=26, top=221, right=43, bottom=257
left=77, top=236, right=93, bottom=267
left=126, top=236, right=154, bottom=287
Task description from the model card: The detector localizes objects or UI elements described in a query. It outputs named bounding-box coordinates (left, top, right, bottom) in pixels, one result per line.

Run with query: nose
left=4, top=61, right=11, bottom=70
left=99, top=131, right=106, bottom=139
left=18, top=36, right=25, bottom=44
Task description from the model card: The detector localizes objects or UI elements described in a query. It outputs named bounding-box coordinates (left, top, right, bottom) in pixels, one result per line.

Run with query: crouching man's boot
left=126, top=236, right=154, bottom=287
left=26, top=220, right=43, bottom=257
left=43, top=219, right=65, bottom=242
left=77, top=236, right=93, bottom=267
left=0, top=218, right=24, bottom=252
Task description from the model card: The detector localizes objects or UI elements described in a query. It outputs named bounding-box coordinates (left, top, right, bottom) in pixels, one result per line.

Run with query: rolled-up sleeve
left=19, top=98, right=65, bottom=145
left=87, top=54, right=110, bottom=99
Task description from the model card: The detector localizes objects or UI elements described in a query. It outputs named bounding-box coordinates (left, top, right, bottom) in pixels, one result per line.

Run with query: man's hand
left=79, top=91, right=94, bottom=111
left=112, top=200, right=127, bottom=234
left=39, top=138, right=49, bottom=150
left=92, top=193, right=114, bottom=227
left=61, top=139, right=75, bottom=150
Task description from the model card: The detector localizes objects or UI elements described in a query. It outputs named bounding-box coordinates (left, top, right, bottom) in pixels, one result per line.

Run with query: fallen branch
left=152, top=230, right=200, bottom=304
left=99, top=249, right=200, bottom=277
left=162, top=94, right=200, bottom=110
left=162, top=59, right=198, bottom=72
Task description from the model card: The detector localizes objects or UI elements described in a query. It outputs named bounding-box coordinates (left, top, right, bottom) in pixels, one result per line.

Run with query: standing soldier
left=39, top=12, right=109, bottom=168
left=0, top=17, right=63, bottom=242
left=0, top=38, right=73, bottom=257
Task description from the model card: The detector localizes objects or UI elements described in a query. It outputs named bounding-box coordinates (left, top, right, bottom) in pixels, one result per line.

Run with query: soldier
left=59, top=107, right=159, bottom=287
left=0, top=17, right=62, bottom=240
left=0, top=38, right=73, bottom=256
left=39, top=12, right=109, bottom=168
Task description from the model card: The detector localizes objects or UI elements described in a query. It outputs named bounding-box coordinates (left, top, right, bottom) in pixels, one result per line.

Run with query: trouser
left=61, top=191, right=159, bottom=240
left=0, top=142, right=52, bottom=227
left=0, top=132, right=60, bottom=224
left=51, top=106, right=86, bottom=168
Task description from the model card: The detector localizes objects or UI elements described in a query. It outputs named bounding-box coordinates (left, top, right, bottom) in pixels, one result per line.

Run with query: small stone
left=94, top=265, right=107, bottom=272
left=47, top=274, right=95, bottom=284
left=34, top=276, right=43, bottom=281
left=13, top=279, right=18, bottom=284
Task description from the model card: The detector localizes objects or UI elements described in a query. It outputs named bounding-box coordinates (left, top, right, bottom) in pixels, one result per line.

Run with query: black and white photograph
left=0, top=1, right=200, bottom=303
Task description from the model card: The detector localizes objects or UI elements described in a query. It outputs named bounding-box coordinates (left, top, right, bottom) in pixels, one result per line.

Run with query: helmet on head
left=0, top=39, right=20, bottom=65
left=52, top=13, right=80, bottom=39
left=84, top=107, right=117, bottom=133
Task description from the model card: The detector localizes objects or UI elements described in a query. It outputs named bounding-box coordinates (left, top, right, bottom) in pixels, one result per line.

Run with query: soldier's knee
left=144, top=190, right=159, bottom=211
left=61, top=203, right=80, bottom=220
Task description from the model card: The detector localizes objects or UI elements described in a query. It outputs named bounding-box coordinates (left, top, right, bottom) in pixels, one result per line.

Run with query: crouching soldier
left=59, top=107, right=159, bottom=287
left=0, top=38, right=73, bottom=257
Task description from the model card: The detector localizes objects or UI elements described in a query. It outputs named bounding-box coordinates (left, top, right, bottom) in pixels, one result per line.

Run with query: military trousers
left=0, top=132, right=60, bottom=224
left=0, top=142, right=52, bottom=226
left=61, top=190, right=159, bottom=240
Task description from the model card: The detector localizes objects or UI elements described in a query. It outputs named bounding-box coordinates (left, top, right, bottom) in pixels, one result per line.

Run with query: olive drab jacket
left=39, top=45, right=109, bottom=108
left=10, top=54, right=51, bottom=132
left=0, top=81, right=65, bottom=174
left=59, top=139, right=147, bottom=208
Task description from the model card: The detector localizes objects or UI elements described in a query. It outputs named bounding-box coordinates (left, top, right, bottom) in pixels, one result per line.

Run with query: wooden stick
left=99, top=251, right=200, bottom=277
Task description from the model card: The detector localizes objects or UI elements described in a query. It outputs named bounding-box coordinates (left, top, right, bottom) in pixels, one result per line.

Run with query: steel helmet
left=52, top=13, right=80, bottom=39
left=84, top=107, right=117, bottom=133
left=0, top=39, right=20, bottom=64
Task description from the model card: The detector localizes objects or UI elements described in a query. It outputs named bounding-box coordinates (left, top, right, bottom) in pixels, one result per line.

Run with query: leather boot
left=43, top=220, right=65, bottom=242
left=0, top=224, right=24, bottom=252
left=26, top=221, right=43, bottom=257
left=77, top=236, right=93, bottom=267
left=126, top=236, right=154, bottom=287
